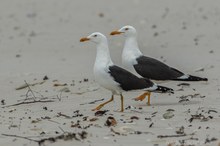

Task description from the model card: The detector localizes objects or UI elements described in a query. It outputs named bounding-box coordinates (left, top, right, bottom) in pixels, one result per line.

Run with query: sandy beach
left=0, top=0, right=220, bottom=145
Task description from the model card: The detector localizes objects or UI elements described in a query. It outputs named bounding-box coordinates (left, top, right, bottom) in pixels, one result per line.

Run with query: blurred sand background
left=0, top=0, right=220, bottom=146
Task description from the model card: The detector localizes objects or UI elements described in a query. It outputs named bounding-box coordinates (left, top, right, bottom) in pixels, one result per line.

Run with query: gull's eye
left=125, top=28, right=129, bottom=31
left=94, top=34, right=97, bottom=37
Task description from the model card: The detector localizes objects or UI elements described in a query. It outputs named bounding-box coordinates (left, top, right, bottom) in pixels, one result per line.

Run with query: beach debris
left=3, top=99, right=54, bottom=108
left=43, top=75, right=49, bottom=80
left=157, top=132, right=194, bottom=138
left=89, top=117, right=98, bottom=122
left=207, top=109, right=218, bottom=114
left=82, top=116, right=88, bottom=121
left=175, top=126, right=185, bottom=135
left=130, top=116, right=139, bottom=120
left=188, top=114, right=212, bottom=123
left=120, top=118, right=135, bottom=124
left=177, top=83, right=190, bottom=86
left=110, top=128, right=121, bottom=135
left=105, top=116, right=117, bottom=127
left=1, top=99, right=5, bottom=105
left=57, top=112, right=72, bottom=119
left=4, top=80, right=57, bottom=108
left=178, top=93, right=205, bottom=103
left=79, top=78, right=89, bottom=83
left=94, top=110, right=108, bottom=116
left=167, top=109, right=175, bottom=112
left=70, top=121, right=81, bottom=128
left=190, top=93, right=205, bottom=98
left=145, top=117, right=152, bottom=121
left=149, top=122, right=154, bottom=128
left=151, top=111, right=158, bottom=118
left=8, top=108, right=16, bottom=112
left=16, top=80, right=45, bottom=90
left=125, top=105, right=136, bottom=110
left=2, top=131, right=88, bottom=146
left=205, top=137, right=218, bottom=144
left=43, top=106, right=48, bottom=110
left=70, top=80, right=75, bottom=86
left=83, top=78, right=89, bottom=82
left=31, top=119, right=42, bottom=123
left=73, top=110, right=83, bottom=118
left=41, top=116, right=51, bottom=120
left=178, top=95, right=190, bottom=102
left=179, top=98, right=189, bottom=103
left=80, top=98, right=104, bottom=105
left=53, top=83, right=67, bottom=87
left=163, top=110, right=175, bottom=119
left=59, top=87, right=70, bottom=92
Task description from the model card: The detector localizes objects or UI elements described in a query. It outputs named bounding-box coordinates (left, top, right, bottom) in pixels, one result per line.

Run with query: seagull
left=80, top=32, right=174, bottom=112
left=110, top=25, right=208, bottom=105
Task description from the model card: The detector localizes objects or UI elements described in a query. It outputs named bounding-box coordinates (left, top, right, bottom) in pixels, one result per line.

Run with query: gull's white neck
left=121, top=36, right=143, bottom=75
left=123, top=36, right=143, bottom=59
left=94, top=40, right=113, bottom=69
left=122, top=36, right=142, bottom=75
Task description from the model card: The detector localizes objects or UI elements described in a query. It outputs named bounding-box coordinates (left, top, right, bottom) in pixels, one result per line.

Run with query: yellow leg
left=134, top=92, right=151, bottom=105
left=92, top=95, right=114, bottom=111
left=147, top=92, right=151, bottom=106
left=120, top=94, right=124, bottom=112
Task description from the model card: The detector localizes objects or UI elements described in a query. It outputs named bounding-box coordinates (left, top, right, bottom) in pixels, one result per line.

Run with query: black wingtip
left=187, top=75, right=208, bottom=81
left=203, top=78, right=208, bottom=81
left=174, top=75, right=208, bottom=82
left=156, top=85, right=174, bottom=94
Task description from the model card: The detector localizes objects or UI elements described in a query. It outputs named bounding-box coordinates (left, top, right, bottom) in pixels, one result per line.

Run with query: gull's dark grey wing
left=134, top=56, right=207, bottom=81
left=109, top=65, right=174, bottom=93
left=134, top=56, right=183, bottom=80
left=108, top=65, right=154, bottom=91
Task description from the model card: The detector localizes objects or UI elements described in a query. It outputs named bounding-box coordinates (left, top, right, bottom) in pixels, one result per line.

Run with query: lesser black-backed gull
left=110, top=25, right=207, bottom=105
left=80, top=32, right=173, bottom=111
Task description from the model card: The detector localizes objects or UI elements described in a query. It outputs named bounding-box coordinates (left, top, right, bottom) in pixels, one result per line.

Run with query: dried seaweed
left=94, top=110, right=108, bottom=116
left=2, top=131, right=88, bottom=146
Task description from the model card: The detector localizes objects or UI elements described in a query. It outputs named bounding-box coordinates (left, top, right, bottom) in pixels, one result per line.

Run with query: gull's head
left=110, top=25, right=137, bottom=37
left=80, top=32, right=107, bottom=44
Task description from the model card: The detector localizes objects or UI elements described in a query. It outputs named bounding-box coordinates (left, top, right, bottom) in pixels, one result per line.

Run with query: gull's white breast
left=94, top=62, right=122, bottom=94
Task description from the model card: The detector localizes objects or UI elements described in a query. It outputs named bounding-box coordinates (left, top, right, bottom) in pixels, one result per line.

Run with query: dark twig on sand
left=157, top=132, right=194, bottom=138
left=2, top=134, right=39, bottom=142
left=80, top=98, right=104, bottom=105
left=2, top=100, right=54, bottom=108
left=57, top=112, right=72, bottom=119
left=24, top=80, right=37, bottom=100
left=189, top=114, right=212, bottom=123
left=157, top=134, right=187, bottom=138
left=2, top=80, right=64, bottom=108
left=2, top=131, right=88, bottom=146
